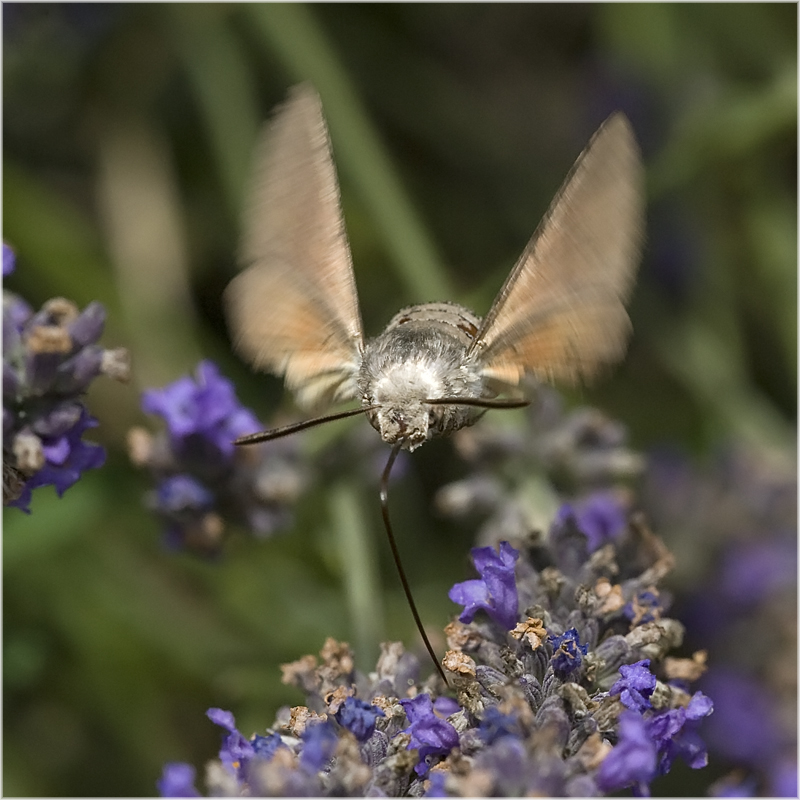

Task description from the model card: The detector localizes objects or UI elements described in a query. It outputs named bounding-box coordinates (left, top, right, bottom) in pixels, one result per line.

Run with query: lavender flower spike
left=448, top=540, right=520, bottom=630
left=155, top=394, right=719, bottom=797
left=3, top=262, right=129, bottom=512
left=133, top=360, right=309, bottom=554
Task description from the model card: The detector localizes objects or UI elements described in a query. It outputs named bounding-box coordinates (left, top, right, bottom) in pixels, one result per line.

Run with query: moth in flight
left=225, top=85, right=644, bottom=683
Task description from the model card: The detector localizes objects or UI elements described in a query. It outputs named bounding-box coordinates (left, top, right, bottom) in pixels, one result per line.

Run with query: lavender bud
left=2, top=296, right=28, bottom=355
left=54, top=346, right=104, bottom=393
left=30, top=400, right=83, bottom=438
left=68, top=301, right=105, bottom=346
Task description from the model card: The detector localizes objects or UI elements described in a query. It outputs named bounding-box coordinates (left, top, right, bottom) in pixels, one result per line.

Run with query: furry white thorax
left=358, top=302, right=489, bottom=451
left=373, top=359, right=446, bottom=405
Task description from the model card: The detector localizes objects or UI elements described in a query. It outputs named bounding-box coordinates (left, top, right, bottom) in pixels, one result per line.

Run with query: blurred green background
left=3, top=3, right=796, bottom=797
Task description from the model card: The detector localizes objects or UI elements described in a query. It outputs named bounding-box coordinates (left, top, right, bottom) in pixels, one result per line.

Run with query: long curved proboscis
left=380, top=440, right=448, bottom=686
left=233, top=405, right=379, bottom=446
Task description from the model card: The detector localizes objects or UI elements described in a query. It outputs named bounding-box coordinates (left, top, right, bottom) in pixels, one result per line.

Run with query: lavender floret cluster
left=158, top=481, right=713, bottom=795
left=643, top=445, right=797, bottom=796
left=130, top=360, right=309, bottom=553
left=3, top=244, right=130, bottom=512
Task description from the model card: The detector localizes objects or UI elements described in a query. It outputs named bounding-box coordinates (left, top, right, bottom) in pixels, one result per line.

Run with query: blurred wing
left=470, top=113, right=644, bottom=389
left=224, top=84, right=364, bottom=410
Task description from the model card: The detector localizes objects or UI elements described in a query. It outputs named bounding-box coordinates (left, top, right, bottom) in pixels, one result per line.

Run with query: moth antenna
left=234, top=405, right=380, bottom=445
left=425, top=397, right=530, bottom=410
left=380, top=440, right=448, bottom=686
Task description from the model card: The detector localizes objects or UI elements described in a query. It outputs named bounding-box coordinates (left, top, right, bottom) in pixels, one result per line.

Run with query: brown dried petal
left=664, top=650, right=708, bottom=682
left=42, top=297, right=79, bottom=324
left=324, top=685, right=353, bottom=715
left=594, top=578, right=626, bottom=615
left=286, top=705, right=326, bottom=737
left=577, top=732, right=612, bottom=770
left=280, top=654, right=319, bottom=688
left=443, top=650, right=477, bottom=678
left=510, top=617, right=547, bottom=649
left=444, top=620, right=483, bottom=652
left=26, top=325, right=72, bottom=354
left=320, top=637, right=354, bottom=676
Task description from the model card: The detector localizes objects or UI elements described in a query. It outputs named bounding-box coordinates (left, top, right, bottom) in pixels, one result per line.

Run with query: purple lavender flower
left=134, top=360, right=308, bottom=553
left=335, top=696, right=385, bottom=742
left=3, top=243, right=15, bottom=277
left=157, top=762, right=201, bottom=797
left=251, top=732, right=285, bottom=761
left=142, top=360, right=259, bottom=460
left=448, top=541, right=519, bottom=630
left=478, top=706, right=521, bottom=745
left=433, top=696, right=460, bottom=717
left=624, top=589, right=662, bottom=625
left=647, top=691, right=713, bottom=774
left=7, top=407, right=106, bottom=513
left=596, top=710, right=657, bottom=794
left=207, top=707, right=256, bottom=777
left=610, top=659, right=657, bottom=712
left=156, top=396, right=719, bottom=796
left=300, top=720, right=338, bottom=771
left=3, top=280, right=129, bottom=510
left=400, top=693, right=459, bottom=776
left=157, top=474, right=214, bottom=513
left=548, top=627, right=588, bottom=679
left=553, top=491, right=627, bottom=553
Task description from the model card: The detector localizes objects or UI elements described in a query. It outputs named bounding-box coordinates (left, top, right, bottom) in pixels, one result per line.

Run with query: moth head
left=365, top=402, right=434, bottom=452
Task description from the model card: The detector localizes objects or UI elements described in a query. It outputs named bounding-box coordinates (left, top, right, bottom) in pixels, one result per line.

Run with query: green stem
left=329, top=481, right=384, bottom=668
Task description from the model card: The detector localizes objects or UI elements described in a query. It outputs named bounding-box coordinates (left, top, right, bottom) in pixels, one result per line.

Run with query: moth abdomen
left=384, top=301, right=481, bottom=344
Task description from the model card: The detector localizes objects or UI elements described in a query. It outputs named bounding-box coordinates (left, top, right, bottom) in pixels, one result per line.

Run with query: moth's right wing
left=469, top=113, right=644, bottom=390
left=224, top=84, right=364, bottom=410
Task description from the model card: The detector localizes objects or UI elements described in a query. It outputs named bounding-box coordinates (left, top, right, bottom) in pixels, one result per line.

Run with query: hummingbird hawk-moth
left=224, top=85, right=644, bottom=682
